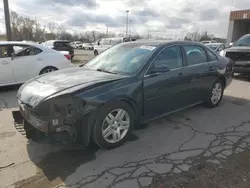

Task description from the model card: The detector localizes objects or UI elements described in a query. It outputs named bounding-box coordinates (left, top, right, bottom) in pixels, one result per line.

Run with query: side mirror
left=150, top=64, right=171, bottom=74
left=229, top=42, right=233, bottom=47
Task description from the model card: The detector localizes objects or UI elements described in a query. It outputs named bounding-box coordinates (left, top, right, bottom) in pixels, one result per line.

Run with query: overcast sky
left=0, top=0, right=250, bottom=38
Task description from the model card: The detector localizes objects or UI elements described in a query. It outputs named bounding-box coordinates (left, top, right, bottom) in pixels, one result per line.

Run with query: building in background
left=227, top=9, right=250, bottom=43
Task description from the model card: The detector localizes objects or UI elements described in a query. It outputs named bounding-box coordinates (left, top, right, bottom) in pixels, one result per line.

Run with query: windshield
left=234, top=35, right=250, bottom=47
left=206, top=44, right=219, bottom=50
left=84, top=43, right=156, bottom=75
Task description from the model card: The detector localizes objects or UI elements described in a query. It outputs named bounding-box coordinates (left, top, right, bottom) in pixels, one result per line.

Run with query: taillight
left=64, top=54, right=71, bottom=60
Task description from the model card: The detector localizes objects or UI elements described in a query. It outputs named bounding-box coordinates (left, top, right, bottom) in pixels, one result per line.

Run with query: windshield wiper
left=96, top=68, right=117, bottom=74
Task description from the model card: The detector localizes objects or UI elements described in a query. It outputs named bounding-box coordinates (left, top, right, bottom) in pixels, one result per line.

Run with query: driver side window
left=153, top=46, right=183, bottom=69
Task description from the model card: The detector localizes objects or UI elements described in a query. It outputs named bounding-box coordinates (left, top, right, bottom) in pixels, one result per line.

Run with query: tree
left=47, top=22, right=56, bottom=33
left=184, top=31, right=201, bottom=41
left=118, top=33, right=124, bottom=37
left=91, top=30, right=97, bottom=42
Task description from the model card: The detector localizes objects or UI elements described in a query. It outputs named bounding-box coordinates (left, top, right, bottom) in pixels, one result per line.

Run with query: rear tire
left=92, top=101, right=135, bottom=149
left=204, top=79, right=224, bottom=108
left=39, top=67, right=58, bottom=75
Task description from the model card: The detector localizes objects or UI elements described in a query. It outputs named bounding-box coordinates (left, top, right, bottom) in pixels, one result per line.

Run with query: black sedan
left=12, top=40, right=233, bottom=149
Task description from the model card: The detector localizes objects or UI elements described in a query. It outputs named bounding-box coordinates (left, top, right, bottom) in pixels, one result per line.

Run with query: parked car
left=200, top=40, right=217, bottom=44
left=82, top=43, right=94, bottom=50
left=13, top=40, right=233, bottom=149
left=44, top=40, right=74, bottom=60
left=71, top=41, right=83, bottom=49
left=205, top=43, right=226, bottom=53
left=219, top=34, right=250, bottom=74
left=93, top=37, right=137, bottom=56
left=0, top=41, right=73, bottom=87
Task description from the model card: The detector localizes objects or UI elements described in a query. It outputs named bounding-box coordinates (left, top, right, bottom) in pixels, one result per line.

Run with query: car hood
left=17, top=67, right=126, bottom=108
left=225, top=46, right=250, bottom=52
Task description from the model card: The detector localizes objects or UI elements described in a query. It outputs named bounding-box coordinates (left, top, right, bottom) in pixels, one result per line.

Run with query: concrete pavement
left=1, top=78, right=250, bottom=188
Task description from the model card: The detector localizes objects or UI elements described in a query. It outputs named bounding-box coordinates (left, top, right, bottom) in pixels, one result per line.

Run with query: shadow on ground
left=233, top=73, right=250, bottom=82
left=0, top=84, right=21, bottom=109
left=10, top=94, right=250, bottom=188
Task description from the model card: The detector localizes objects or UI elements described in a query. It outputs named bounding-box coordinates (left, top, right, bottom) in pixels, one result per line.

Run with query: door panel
left=182, top=45, right=213, bottom=103
left=0, top=57, right=14, bottom=84
left=143, top=69, right=190, bottom=119
left=0, top=45, right=14, bottom=84
left=12, top=45, right=42, bottom=83
left=180, top=63, right=211, bottom=103
left=143, top=45, right=190, bottom=120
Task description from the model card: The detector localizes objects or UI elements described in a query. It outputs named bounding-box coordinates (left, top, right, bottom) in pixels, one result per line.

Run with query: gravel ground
left=151, top=149, right=250, bottom=188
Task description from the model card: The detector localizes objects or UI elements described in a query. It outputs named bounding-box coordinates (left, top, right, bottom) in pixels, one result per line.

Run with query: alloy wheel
left=101, top=109, right=130, bottom=144
left=211, top=83, right=222, bottom=105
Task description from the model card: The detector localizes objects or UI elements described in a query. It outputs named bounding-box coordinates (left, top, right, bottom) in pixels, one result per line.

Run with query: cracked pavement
left=1, top=78, right=250, bottom=188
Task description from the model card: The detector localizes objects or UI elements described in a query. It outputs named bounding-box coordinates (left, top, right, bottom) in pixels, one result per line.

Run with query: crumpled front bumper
left=12, top=110, right=76, bottom=144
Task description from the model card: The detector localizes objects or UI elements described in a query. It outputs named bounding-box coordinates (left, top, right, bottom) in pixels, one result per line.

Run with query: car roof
left=0, top=41, right=58, bottom=52
left=205, top=43, right=223, bottom=45
left=130, top=40, right=204, bottom=46
left=45, top=40, right=69, bottom=42
left=0, top=41, right=42, bottom=47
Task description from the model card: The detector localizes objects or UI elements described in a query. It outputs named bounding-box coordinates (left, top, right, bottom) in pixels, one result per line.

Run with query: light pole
left=126, top=10, right=129, bottom=37
left=129, top=20, right=132, bottom=38
left=3, top=0, right=12, bottom=41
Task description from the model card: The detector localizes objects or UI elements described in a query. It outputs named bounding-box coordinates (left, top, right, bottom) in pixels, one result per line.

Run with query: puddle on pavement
left=14, top=143, right=98, bottom=188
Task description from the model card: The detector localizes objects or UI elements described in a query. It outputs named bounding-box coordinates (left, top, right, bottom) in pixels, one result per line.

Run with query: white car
left=71, top=41, right=83, bottom=49
left=93, top=37, right=137, bottom=56
left=0, top=41, right=73, bottom=87
left=94, top=38, right=123, bottom=56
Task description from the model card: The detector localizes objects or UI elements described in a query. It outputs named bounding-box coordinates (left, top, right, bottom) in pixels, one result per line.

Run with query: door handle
left=178, top=72, right=184, bottom=76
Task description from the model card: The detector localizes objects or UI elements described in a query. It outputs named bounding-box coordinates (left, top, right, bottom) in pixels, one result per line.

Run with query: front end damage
left=12, top=95, right=85, bottom=144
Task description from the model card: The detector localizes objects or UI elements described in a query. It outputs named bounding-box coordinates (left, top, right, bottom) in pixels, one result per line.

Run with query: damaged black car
left=13, top=40, right=233, bottom=149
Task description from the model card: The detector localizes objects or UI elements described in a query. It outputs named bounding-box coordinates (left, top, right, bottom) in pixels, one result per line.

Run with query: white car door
left=12, top=45, right=43, bottom=83
left=0, top=45, right=14, bottom=85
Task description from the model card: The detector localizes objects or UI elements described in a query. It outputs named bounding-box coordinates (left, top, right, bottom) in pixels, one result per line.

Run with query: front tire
left=205, top=79, right=224, bottom=107
left=94, top=50, right=98, bottom=56
left=92, top=101, right=135, bottom=149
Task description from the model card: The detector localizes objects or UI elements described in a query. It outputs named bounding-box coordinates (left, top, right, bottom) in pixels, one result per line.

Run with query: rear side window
left=183, top=45, right=207, bottom=65
left=54, top=42, right=70, bottom=48
left=207, top=50, right=217, bottom=61
left=13, top=45, right=42, bottom=56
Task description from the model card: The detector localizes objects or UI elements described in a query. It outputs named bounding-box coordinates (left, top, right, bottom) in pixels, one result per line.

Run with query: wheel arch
left=39, top=66, right=58, bottom=75
left=210, top=75, right=227, bottom=89
left=82, top=96, right=140, bottom=146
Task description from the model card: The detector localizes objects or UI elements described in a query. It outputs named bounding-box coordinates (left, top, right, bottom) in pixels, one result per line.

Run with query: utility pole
left=126, top=10, right=129, bottom=37
left=106, top=25, right=108, bottom=37
left=129, top=20, right=132, bottom=38
left=3, top=0, right=12, bottom=41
